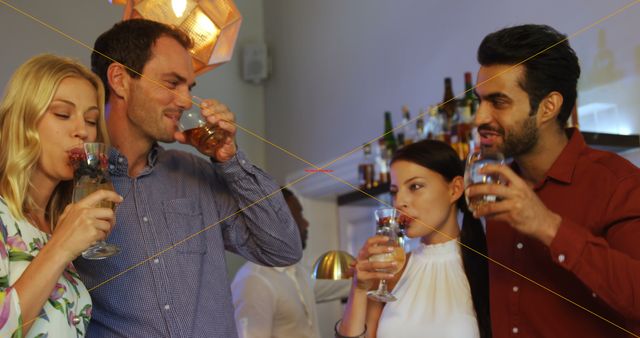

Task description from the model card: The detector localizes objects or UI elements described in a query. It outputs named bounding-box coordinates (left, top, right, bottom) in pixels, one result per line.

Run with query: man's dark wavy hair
left=477, top=24, right=580, bottom=127
left=91, top=19, right=193, bottom=98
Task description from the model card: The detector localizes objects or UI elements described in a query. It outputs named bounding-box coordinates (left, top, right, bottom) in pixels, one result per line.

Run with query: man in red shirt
left=466, top=24, right=640, bottom=337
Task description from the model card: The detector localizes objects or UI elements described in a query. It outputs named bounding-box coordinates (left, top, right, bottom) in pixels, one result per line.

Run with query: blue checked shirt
left=74, top=145, right=303, bottom=338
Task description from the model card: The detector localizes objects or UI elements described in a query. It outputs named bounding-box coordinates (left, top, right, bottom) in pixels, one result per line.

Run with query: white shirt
left=377, top=239, right=480, bottom=338
left=231, top=261, right=350, bottom=338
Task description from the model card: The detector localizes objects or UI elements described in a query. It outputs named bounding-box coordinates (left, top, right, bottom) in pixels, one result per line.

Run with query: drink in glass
left=464, top=149, right=505, bottom=212
left=367, top=208, right=406, bottom=302
left=179, top=98, right=229, bottom=154
left=69, top=142, right=121, bottom=259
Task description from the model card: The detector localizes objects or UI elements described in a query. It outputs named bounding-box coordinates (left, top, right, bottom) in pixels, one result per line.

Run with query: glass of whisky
left=179, top=97, right=229, bottom=155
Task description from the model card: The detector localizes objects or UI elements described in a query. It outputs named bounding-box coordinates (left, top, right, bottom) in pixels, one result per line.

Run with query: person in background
left=231, top=187, right=351, bottom=338
left=73, top=19, right=302, bottom=338
left=0, top=54, right=121, bottom=337
left=337, top=140, right=491, bottom=338
left=467, top=24, right=640, bottom=337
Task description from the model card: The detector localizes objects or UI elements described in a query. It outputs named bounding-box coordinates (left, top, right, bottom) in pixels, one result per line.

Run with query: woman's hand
left=353, top=235, right=397, bottom=291
left=49, top=189, right=122, bottom=261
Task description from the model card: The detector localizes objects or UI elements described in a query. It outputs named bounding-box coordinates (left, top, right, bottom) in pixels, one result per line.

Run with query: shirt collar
left=543, top=128, right=586, bottom=184
left=109, top=143, right=161, bottom=176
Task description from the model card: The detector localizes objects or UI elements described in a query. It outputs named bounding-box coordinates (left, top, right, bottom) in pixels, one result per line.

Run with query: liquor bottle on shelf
left=428, top=105, right=447, bottom=142
left=415, top=108, right=426, bottom=142
left=375, top=138, right=390, bottom=185
left=450, top=134, right=462, bottom=159
left=463, top=71, right=477, bottom=116
left=397, top=105, right=414, bottom=147
left=439, top=77, right=458, bottom=145
left=454, top=72, right=475, bottom=160
left=441, top=77, right=458, bottom=119
left=383, top=111, right=398, bottom=154
left=358, top=143, right=375, bottom=190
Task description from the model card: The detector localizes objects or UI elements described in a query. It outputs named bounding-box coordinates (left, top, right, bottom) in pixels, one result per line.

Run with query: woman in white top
left=0, top=54, right=122, bottom=337
left=337, top=140, right=491, bottom=338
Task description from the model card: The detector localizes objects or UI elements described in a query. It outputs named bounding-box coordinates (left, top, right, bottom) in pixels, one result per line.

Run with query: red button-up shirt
left=488, top=129, right=640, bottom=337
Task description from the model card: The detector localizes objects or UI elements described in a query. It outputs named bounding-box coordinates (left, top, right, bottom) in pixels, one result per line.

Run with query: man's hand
left=465, top=163, right=562, bottom=245
left=175, top=98, right=237, bottom=162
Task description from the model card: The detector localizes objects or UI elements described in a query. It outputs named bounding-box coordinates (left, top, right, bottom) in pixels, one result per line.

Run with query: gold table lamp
left=311, top=250, right=355, bottom=280
left=115, top=0, right=242, bottom=76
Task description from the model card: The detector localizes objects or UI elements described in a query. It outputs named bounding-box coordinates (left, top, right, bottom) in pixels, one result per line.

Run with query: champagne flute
left=69, top=142, right=121, bottom=259
left=464, top=148, right=505, bottom=213
left=179, top=96, right=229, bottom=154
left=367, top=208, right=406, bottom=302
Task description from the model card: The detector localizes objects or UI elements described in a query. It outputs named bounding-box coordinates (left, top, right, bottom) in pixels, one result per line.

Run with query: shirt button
left=109, top=164, right=115, bottom=170
left=240, top=159, right=246, bottom=165
left=592, top=292, right=597, bottom=298
left=512, top=327, right=519, bottom=334
left=154, top=258, right=160, bottom=264
left=558, top=254, right=566, bottom=263
left=71, top=315, right=81, bottom=325
left=516, top=242, right=524, bottom=250
left=164, top=304, right=170, bottom=310
left=143, top=216, right=149, bottom=222
left=512, top=286, right=519, bottom=292
left=117, top=157, right=124, bottom=163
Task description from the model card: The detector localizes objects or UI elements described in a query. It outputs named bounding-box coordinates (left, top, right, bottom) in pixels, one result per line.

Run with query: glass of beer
left=464, top=148, right=505, bottom=213
left=179, top=97, right=229, bottom=155
left=69, top=142, right=121, bottom=259
left=367, top=208, right=406, bottom=302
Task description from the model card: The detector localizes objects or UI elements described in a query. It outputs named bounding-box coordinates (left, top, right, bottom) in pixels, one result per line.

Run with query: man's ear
left=107, top=63, right=130, bottom=99
left=537, top=91, right=563, bottom=126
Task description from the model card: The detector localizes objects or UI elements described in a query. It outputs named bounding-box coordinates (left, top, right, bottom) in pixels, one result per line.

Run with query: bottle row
left=358, top=72, right=479, bottom=191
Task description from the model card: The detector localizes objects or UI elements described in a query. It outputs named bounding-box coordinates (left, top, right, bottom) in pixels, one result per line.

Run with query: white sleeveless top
left=377, top=239, right=480, bottom=338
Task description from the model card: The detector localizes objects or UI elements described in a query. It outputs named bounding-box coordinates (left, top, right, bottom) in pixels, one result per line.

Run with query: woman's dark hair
left=91, top=19, right=193, bottom=98
left=477, top=24, right=580, bottom=127
left=391, top=140, right=491, bottom=338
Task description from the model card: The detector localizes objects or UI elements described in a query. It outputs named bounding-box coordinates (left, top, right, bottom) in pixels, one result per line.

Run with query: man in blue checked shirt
left=74, top=19, right=303, bottom=338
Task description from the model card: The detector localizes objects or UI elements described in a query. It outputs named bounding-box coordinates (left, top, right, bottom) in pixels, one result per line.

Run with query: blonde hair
left=0, top=54, right=109, bottom=226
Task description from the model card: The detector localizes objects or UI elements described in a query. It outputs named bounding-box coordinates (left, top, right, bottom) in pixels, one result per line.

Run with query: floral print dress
left=0, top=197, right=92, bottom=337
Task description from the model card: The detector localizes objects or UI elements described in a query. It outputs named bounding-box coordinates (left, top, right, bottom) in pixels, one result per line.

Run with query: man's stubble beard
left=502, top=114, right=539, bottom=158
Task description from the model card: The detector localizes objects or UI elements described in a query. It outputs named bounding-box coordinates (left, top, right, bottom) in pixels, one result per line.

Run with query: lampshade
left=119, top=0, right=242, bottom=75
left=311, top=250, right=355, bottom=280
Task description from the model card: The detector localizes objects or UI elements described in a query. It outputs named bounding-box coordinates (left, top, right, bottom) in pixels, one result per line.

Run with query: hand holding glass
left=367, top=208, right=406, bottom=303
left=464, top=148, right=505, bottom=213
left=179, top=98, right=230, bottom=155
left=70, top=142, right=121, bottom=259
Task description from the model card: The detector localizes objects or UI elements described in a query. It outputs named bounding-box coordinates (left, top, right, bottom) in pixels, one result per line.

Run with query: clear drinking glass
left=69, top=142, right=121, bottom=259
left=367, top=208, right=406, bottom=302
left=464, top=148, right=505, bottom=213
left=179, top=97, right=229, bottom=155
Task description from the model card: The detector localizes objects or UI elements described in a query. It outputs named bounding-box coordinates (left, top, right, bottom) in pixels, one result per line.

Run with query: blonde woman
left=0, top=54, right=122, bottom=337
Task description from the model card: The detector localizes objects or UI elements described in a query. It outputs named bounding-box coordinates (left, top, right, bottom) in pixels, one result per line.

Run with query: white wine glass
left=464, top=148, right=505, bottom=213
left=69, top=142, right=121, bottom=259
left=367, top=208, right=406, bottom=303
